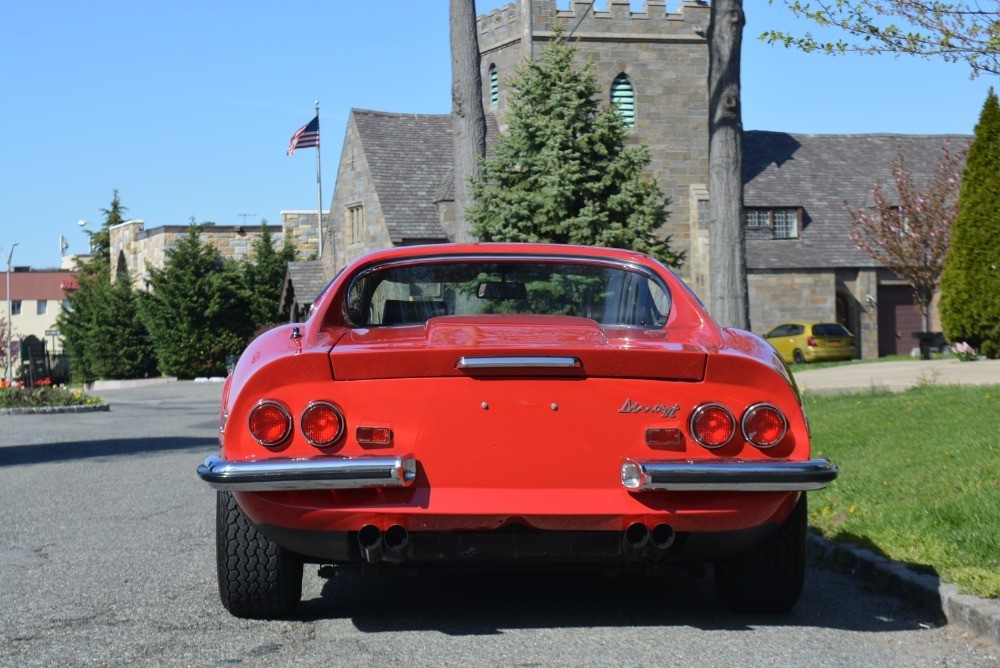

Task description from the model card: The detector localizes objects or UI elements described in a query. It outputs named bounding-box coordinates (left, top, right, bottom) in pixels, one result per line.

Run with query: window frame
left=610, top=73, right=636, bottom=130
left=346, top=203, right=365, bottom=246
left=744, top=207, right=802, bottom=239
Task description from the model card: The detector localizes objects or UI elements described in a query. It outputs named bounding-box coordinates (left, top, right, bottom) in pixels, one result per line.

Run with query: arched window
left=489, top=64, right=499, bottom=108
left=611, top=73, right=635, bottom=129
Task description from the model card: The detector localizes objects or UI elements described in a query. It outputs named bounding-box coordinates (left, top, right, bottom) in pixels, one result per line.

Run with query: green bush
left=141, top=225, right=253, bottom=378
left=940, top=89, right=1000, bottom=358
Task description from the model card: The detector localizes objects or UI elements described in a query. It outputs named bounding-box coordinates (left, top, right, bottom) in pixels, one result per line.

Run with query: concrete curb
left=809, top=532, right=1000, bottom=645
left=0, top=404, right=110, bottom=415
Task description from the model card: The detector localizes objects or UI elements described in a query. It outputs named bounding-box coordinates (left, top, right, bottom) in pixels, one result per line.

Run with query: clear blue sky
left=1, top=1, right=993, bottom=269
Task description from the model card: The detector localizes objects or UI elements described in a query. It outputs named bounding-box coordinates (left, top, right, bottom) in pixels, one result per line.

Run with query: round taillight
left=300, top=401, right=345, bottom=447
left=690, top=403, right=736, bottom=449
left=742, top=403, right=788, bottom=449
left=248, top=401, right=292, bottom=446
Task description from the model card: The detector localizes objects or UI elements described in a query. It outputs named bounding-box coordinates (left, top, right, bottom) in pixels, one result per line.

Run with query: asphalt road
left=1, top=382, right=996, bottom=667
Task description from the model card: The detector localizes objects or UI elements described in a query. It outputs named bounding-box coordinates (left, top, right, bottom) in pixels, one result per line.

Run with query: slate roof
left=744, top=131, right=970, bottom=271
left=279, top=260, right=329, bottom=314
left=352, top=109, right=498, bottom=243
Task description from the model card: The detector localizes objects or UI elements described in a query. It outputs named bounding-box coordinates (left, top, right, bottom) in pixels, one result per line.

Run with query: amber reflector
left=690, top=404, right=736, bottom=448
left=357, top=426, right=393, bottom=446
left=742, top=404, right=788, bottom=449
left=645, top=428, right=683, bottom=447
left=301, top=402, right=345, bottom=447
left=248, top=402, right=291, bottom=446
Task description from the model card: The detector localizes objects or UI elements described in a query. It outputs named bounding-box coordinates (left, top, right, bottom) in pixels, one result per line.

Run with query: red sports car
left=198, top=243, right=836, bottom=618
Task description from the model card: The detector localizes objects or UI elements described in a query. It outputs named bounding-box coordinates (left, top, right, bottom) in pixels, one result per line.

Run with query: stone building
left=744, top=131, right=968, bottom=359
left=324, top=0, right=710, bottom=288
left=110, top=211, right=327, bottom=288
left=302, top=0, right=964, bottom=359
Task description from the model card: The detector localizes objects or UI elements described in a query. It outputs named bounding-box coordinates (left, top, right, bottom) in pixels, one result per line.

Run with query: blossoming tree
left=848, top=144, right=965, bottom=332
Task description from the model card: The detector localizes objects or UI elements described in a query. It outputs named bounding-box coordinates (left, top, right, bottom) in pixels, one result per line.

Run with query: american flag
left=287, top=115, right=319, bottom=155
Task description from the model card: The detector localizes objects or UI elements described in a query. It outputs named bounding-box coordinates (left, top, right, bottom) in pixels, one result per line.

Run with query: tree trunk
left=450, top=0, right=487, bottom=243
left=707, top=0, right=749, bottom=330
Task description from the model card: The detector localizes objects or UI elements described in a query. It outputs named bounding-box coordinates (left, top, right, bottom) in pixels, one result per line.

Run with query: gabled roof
left=351, top=109, right=498, bottom=243
left=279, top=260, right=328, bottom=314
left=743, top=131, right=970, bottom=270
left=352, top=110, right=453, bottom=243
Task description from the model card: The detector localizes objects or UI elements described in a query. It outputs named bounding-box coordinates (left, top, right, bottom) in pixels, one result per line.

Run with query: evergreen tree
left=468, top=26, right=682, bottom=268
left=243, top=221, right=297, bottom=327
left=142, top=224, right=253, bottom=378
left=940, top=88, right=1000, bottom=358
left=58, top=192, right=156, bottom=382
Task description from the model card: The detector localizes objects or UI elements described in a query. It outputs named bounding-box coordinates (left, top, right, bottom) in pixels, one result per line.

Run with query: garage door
left=877, top=285, right=921, bottom=357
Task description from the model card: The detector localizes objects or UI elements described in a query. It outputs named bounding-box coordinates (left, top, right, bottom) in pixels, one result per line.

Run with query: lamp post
left=4, top=242, right=17, bottom=382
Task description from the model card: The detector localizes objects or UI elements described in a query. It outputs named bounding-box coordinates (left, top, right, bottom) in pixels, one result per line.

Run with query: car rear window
left=813, top=324, right=851, bottom=336
left=345, top=259, right=671, bottom=329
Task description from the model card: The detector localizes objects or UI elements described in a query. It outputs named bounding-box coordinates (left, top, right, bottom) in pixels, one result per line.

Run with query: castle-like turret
left=476, top=0, right=711, bottom=290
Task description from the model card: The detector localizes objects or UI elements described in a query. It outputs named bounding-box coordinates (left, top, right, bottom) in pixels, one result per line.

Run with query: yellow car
left=764, top=322, right=856, bottom=364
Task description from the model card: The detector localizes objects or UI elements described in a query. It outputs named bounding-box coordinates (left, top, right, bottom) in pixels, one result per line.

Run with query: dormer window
left=744, top=207, right=801, bottom=239
left=611, top=73, right=635, bottom=129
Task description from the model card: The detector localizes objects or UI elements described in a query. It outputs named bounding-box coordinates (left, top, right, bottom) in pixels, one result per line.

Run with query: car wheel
left=792, top=350, right=806, bottom=364
left=217, top=491, right=303, bottom=619
left=714, top=494, right=806, bottom=614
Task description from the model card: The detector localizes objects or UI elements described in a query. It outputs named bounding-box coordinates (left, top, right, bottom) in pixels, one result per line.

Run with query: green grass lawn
left=803, top=384, right=1000, bottom=598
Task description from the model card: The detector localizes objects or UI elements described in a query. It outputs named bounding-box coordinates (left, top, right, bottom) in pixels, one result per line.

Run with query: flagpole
left=314, top=100, right=324, bottom=261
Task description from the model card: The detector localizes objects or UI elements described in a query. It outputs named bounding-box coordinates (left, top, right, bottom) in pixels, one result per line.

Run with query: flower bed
left=0, top=378, right=104, bottom=409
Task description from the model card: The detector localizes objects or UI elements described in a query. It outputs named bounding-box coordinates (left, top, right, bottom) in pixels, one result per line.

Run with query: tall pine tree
left=468, top=26, right=682, bottom=268
left=58, top=191, right=156, bottom=382
left=940, top=88, right=1000, bottom=358
left=243, top=221, right=297, bottom=328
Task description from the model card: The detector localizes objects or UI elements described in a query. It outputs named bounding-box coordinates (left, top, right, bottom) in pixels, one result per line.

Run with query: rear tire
left=714, top=494, right=807, bottom=614
left=216, top=491, right=303, bottom=619
left=793, top=349, right=806, bottom=364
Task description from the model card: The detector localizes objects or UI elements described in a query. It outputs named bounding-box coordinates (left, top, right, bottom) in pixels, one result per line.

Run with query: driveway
left=793, top=358, right=1000, bottom=394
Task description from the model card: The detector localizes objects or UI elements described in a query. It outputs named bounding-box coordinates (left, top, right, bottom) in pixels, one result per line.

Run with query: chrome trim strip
left=621, top=457, right=838, bottom=491
left=197, top=454, right=417, bottom=491
left=456, top=356, right=582, bottom=369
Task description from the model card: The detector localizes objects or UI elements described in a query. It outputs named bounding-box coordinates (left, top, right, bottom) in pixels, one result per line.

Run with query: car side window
left=767, top=325, right=788, bottom=338
left=788, top=325, right=804, bottom=336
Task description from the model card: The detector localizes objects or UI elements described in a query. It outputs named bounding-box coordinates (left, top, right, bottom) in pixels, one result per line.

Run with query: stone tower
left=476, top=0, right=711, bottom=290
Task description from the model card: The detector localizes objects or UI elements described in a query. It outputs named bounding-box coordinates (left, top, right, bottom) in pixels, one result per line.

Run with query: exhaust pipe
left=649, top=523, right=675, bottom=561
left=622, top=522, right=650, bottom=560
left=358, top=524, right=383, bottom=564
left=383, top=524, right=409, bottom=564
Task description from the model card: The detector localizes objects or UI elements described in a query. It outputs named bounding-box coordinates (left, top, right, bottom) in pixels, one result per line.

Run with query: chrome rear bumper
left=621, top=457, right=837, bottom=492
left=197, top=454, right=417, bottom=492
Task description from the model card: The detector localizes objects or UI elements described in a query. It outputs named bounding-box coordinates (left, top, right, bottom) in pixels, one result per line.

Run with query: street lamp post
left=4, top=242, right=18, bottom=382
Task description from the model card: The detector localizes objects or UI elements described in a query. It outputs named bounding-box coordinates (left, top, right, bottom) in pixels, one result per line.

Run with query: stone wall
left=477, top=0, right=711, bottom=287
left=748, top=270, right=837, bottom=338
left=325, top=114, right=392, bottom=277
left=110, top=215, right=322, bottom=288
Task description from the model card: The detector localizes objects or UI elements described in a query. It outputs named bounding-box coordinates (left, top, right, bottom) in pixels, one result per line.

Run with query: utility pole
left=238, top=213, right=257, bottom=227
left=4, top=242, right=18, bottom=382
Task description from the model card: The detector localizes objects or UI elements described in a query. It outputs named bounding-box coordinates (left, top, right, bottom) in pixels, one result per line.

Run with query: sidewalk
left=793, top=357, right=1000, bottom=394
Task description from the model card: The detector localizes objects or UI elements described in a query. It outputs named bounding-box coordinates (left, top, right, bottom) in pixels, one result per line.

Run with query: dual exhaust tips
left=358, top=522, right=675, bottom=563
left=358, top=524, right=409, bottom=564
left=623, top=522, right=676, bottom=560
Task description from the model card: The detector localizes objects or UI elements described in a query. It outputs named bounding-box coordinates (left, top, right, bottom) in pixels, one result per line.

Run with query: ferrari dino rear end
left=198, top=244, right=836, bottom=618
